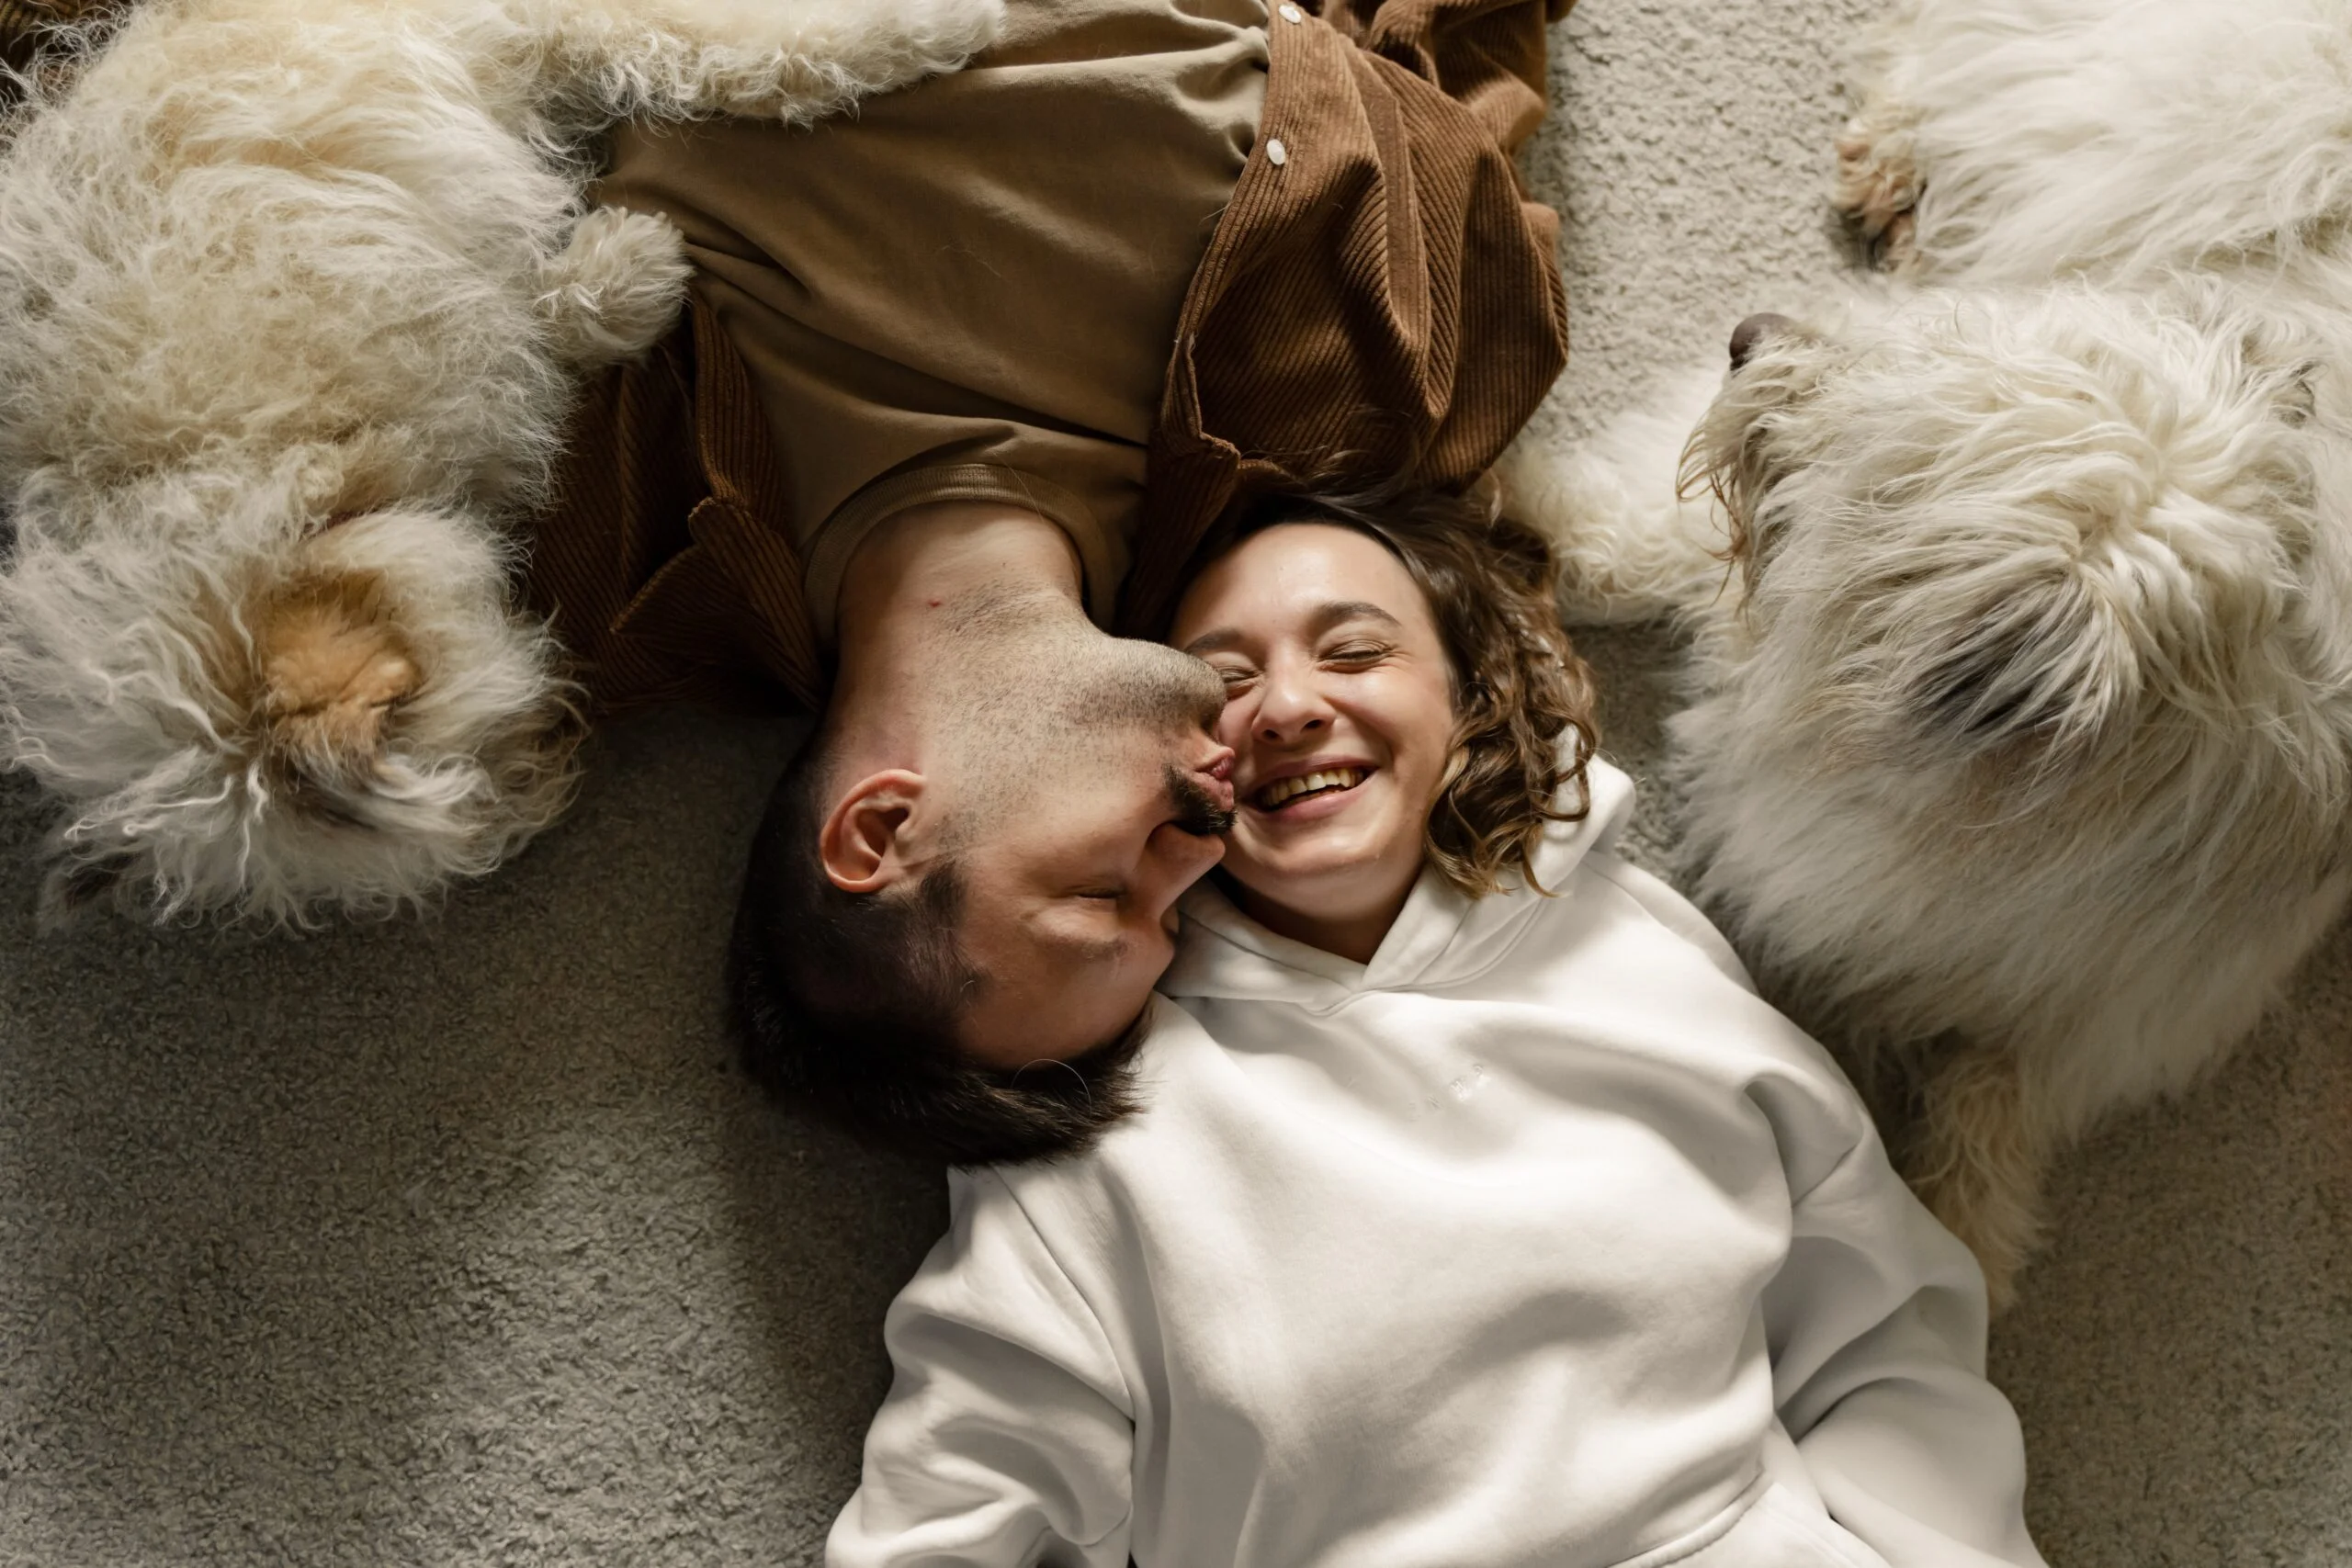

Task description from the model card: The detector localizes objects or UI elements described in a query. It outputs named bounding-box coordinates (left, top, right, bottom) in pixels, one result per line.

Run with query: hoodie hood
left=1161, top=756, right=1637, bottom=1009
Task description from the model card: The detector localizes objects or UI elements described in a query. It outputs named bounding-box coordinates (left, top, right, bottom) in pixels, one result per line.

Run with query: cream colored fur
left=1501, top=0, right=2352, bottom=1308
left=0, top=0, right=1001, bottom=925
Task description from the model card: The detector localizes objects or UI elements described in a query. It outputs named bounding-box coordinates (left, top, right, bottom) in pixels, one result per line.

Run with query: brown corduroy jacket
left=0, top=0, right=1575, bottom=714
left=529, top=0, right=1575, bottom=713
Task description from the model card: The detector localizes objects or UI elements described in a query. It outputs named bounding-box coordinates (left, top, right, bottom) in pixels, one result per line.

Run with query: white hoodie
left=829, top=761, right=2047, bottom=1568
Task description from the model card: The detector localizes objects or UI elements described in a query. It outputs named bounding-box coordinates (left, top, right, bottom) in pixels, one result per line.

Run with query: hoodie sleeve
left=828, top=1170, right=1136, bottom=1568
left=1760, top=1122, right=2050, bottom=1568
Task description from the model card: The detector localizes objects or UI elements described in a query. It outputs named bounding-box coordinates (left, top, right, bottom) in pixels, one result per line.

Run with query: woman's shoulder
left=1572, top=851, right=1758, bottom=992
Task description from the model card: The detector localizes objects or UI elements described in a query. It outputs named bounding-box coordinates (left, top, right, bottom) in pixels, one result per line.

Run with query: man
left=530, top=0, right=1574, bottom=1158
left=726, top=497, right=1242, bottom=1163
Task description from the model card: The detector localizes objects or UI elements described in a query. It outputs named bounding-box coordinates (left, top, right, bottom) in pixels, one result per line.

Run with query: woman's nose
left=1253, top=660, right=1335, bottom=743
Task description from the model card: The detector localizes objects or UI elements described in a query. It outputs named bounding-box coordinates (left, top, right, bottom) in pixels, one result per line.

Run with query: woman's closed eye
left=1209, top=660, right=1261, bottom=692
left=1321, top=639, right=1393, bottom=667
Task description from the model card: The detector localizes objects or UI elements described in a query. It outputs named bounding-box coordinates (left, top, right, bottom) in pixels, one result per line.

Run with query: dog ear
left=1896, top=579, right=2137, bottom=762
left=1906, top=621, right=2075, bottom=751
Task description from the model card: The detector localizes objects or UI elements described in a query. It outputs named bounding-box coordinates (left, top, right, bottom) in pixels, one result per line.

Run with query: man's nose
left=1252, top=660, right=1336, bottom=744
left=1144, top=820, right=1225, bottom=914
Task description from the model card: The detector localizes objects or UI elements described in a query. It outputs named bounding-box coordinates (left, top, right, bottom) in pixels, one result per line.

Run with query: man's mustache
left=1166, top=766, right=1237, bottom=838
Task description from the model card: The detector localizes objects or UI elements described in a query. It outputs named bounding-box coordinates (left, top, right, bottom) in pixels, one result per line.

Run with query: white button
left=1267, top=137, right=1288, bottom=166
left=1279, top=3, right=1304, bottom=20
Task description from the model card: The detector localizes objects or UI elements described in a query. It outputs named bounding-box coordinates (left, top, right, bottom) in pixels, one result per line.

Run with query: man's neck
left=828, top=502, right=1091, bottom=762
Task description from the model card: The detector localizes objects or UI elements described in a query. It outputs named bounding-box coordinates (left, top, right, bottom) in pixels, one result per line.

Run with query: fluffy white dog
left=1501, top=0, right=2352, bottom=1306
left=0, top=0, right=999, bottom=924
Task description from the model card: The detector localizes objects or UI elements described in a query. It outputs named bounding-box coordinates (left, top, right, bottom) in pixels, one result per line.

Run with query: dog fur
left=1498, top=0, right=2352, bottom=1307
left=0, top=0, right=1001, bottom=924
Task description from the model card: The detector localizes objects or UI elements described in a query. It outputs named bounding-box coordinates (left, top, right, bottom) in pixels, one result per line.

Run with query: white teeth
left=1257, top=767, right=1366, bottom=809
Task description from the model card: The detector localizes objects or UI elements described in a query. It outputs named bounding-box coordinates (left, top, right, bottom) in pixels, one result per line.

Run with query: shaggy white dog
left=0, top=0, right=1000, bottom=924
left=1500, top=0, right=2352, bottom=1306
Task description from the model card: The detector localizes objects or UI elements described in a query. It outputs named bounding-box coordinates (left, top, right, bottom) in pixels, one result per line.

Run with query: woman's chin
left=1226, top=829, right=1416, bottom=913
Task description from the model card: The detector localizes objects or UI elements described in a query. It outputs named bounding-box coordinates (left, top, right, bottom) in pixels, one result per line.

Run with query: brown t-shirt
left=594, top=0, right=1268, bottom=643
left=533, top=0, right=1573, bottom=712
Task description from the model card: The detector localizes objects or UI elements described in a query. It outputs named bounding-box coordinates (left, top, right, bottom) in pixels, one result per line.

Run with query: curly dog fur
left=1500, top=0, right=2352, bottom=1307
left=0, top=0, right=1001, bottom=924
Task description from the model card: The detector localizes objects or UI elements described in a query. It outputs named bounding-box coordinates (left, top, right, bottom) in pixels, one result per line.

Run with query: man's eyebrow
left=1181, top=600, right=1403, bottom=657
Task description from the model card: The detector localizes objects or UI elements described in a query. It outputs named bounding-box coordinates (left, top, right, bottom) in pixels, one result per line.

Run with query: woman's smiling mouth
left=1254, top=766, right=1373, bottom=812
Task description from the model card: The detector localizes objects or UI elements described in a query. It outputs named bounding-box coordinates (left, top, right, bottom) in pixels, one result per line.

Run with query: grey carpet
left=3, top=2, right=2347, bottom=1563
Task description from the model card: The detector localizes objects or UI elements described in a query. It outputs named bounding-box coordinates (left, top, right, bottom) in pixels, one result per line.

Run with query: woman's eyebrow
left=1181, top=626, right=1247, bottom=656
left=1307, top=600, right=1404, bottom=636
left=1181, top=600, right=1402, bottom=657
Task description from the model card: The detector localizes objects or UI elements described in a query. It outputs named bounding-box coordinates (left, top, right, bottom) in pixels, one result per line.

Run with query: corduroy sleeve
left=1318, top=0, right=1575, bottom=157
left=1122, top=0, right=1573, bottom=635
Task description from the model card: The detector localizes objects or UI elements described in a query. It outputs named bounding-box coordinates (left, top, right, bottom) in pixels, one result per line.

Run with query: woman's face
left=1170, top=524, right=1457, bottom=954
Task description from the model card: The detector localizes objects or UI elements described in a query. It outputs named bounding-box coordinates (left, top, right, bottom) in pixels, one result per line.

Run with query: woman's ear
left=818, top=769, right=933, bottom=893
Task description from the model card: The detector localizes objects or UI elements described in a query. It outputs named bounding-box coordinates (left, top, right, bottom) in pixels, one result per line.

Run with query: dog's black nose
left=1729, top=312, right=1795, bottom=370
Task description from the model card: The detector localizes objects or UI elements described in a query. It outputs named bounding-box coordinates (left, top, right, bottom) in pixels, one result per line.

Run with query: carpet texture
left=3, top=3, right=2348, bottom=1564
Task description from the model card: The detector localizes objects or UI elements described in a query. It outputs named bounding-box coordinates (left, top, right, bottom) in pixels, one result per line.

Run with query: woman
left=826, top=495, right=2048, bottom=1568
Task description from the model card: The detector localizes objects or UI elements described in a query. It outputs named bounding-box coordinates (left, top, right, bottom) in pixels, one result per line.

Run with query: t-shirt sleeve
left=828, top=1171, right=1136, bottom=1568
left=1762, top=1118, right=2050, bottom=1568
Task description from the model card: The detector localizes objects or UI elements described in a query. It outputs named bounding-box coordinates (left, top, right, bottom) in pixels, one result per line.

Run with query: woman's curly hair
left=1184, top=481, right=1601, bottom=897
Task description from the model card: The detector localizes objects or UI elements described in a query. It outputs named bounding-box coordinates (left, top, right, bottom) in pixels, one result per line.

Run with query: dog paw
left=254, top=571, right=421, bottom=781
left=1832, top=101, right=1923, bottom=274
left=535, top=206, right=692, bottom=368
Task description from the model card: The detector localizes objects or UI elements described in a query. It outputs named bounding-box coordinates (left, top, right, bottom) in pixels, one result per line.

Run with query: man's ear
left=818, top=769, right=935, bottom=894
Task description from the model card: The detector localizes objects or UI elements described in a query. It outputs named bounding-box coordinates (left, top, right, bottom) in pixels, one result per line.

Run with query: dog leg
left=1907, top=1042, right=2051, bottom=1314
left=517, top=0, right=1006, bottom=126
left=262, top=502, right=583, bottom=855
left=0, top=480, right=581, bottom=926
left=534, top=206, right=692, bottom=368
left=253, top=570, right=423, bottom=775
left=1495, top=367, right=1735, bottom=626
left=1832, top=96, right=1923, bottom=276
